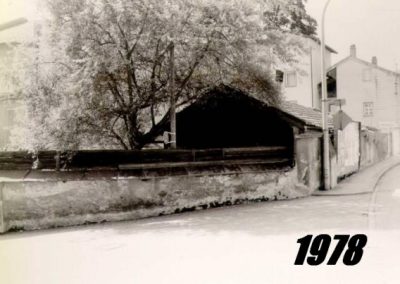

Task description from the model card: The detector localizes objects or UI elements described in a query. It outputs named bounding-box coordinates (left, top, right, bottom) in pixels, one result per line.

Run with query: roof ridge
left=329, top=56, right=400, bottom=76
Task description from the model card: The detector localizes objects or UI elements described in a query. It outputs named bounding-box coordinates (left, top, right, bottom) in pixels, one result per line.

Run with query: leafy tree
left=264, top=0, right=317, bottom=37
left=19, top=0, right=312, bottom=150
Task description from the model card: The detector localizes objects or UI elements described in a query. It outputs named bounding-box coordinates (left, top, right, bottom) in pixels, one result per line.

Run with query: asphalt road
left=1, top=165, right=400, bottom=284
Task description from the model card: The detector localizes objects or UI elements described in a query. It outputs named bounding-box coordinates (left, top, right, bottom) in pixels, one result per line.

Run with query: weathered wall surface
left=336, top=59, right=400, bottom=130
left=337, top=122, right=361, bottom=178
left=0, top=166, right=312, bottom=233
left=295, top=133, right=322, bottom=191
left=360, top=129, right=390, bottom=169
left=282, top=38, right=333, bottom=109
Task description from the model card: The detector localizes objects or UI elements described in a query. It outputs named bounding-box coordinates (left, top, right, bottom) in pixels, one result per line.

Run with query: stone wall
left=360, top=129, right=390, bottom=169
left=0, top=164, right=312, bottom=233
left=336, top=122, right=361, bottom=178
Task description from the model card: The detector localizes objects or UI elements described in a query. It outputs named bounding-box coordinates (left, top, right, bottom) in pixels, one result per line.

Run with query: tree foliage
left=21, top=0, right=317, bottom=150
left=264, top=0, right=317, bottom=36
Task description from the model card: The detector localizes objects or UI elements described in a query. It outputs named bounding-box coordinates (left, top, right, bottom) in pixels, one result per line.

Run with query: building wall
left=0, top=44, right=19, bottom=149
left=281, top=39, right=333, bottom=109
left=310, top=41, right=332, bottom=109
left=0, top=46, right=28, bottom=150
left=0, top=20, right=39, bottom=150
left=0, top=100, right=21, bottom=149
left=360, top=129, right=390, bottom=168
left=335, top=58, right=400, bottom=155
left=336, top=59, right=400, bottom=128
left=337, top=121, right=360, bottom=178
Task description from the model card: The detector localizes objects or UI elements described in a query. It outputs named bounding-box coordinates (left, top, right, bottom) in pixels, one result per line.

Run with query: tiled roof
left=279, top=101, right=334, bottom=129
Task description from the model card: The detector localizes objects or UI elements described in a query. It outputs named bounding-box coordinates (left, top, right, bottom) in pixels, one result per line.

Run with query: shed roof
left=279, top=101, right=334, bottom=129
left=176, top=85, right=332, bottom=131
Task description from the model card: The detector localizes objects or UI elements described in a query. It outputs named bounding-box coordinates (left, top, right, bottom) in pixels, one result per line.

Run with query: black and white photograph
left=1, top=0, right=400, bottom=283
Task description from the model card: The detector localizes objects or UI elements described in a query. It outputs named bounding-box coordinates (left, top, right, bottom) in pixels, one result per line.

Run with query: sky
left=306, top=0, right=400, bottom=70
left=0, top=0, right=39, bottom=42
left=0, top=0, right=36, bottom=21
left=1, top=0, right=400, bottom=70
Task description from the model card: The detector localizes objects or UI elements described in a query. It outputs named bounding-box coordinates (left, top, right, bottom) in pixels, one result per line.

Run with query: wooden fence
left=0, top=146, right=292, bottom=171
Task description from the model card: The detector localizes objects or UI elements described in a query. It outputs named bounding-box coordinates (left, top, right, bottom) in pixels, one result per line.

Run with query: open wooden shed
left=175, top=86, right=297, bottom=152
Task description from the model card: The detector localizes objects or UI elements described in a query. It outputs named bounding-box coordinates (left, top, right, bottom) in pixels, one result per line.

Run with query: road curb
left=312, top=159, right=400, bottom=197
left=367, top=162, right=400, bottom=230
left=313, top=191, right=372, bottom=197
left=0, top=182, right=5, bottom=234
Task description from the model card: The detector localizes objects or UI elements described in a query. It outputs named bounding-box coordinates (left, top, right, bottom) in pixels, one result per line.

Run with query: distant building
left=326, top=44, right=400, bottom=155
left=0, top=17, right=40, bottom=149
left=0, top=22, right=29, bottom=149
left=276, top=37, right=337, bottom=110
left=0, top=41, right=23, bottom=148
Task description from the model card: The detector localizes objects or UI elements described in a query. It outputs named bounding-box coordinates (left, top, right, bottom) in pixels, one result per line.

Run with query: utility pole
left=169, top=42, right=177, bottom=149
left=321, top=0, right=332, bottom=190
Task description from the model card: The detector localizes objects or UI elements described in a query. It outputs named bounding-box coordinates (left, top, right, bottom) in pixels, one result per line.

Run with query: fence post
left=0, top=182, right=5, bottom=233
left=55, top=151, right=61, bottom=171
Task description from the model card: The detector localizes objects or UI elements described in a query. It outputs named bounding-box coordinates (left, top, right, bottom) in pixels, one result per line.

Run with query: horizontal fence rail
left=0, top=146, right=292, bottom=171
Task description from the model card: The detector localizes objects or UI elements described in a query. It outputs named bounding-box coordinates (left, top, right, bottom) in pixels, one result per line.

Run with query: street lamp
left=321, top=0, right=332, bottom=190
left=0, top=18, right=28, bottom=32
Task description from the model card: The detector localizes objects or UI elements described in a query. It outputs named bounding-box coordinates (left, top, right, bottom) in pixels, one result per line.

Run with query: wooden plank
left=0, top=147, right=292, bottom=170
left=223, top=146, right=289, bottom=159
left=192, top=149, right=224, bottom=161
left=0, top=163, right=32, bottom=170
left=118, top=158, right=291, bottom=170
left=67, top=149, right=194, bottom=168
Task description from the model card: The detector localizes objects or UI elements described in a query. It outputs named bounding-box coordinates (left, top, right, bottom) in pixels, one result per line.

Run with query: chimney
left=350, top=44, right=357, bottom=57
left=372, top=56, right=378, bottom=66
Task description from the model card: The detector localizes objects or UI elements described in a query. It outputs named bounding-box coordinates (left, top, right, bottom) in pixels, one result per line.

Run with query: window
left=362, top=68, right=372, bottom=82
left=363, top=102, right=374, bottom=117
left=285, top=71, right=297, bottom=87
left=275, top=70, right=284, bottom=83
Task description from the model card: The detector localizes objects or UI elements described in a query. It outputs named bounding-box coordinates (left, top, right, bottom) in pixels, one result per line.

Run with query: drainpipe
left=321, top=0, right=332, bottom=190
left=310, top=47, right=315, bottom=108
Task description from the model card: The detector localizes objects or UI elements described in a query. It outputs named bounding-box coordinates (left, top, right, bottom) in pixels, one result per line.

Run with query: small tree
left=20, top=0, right=315, bottom=150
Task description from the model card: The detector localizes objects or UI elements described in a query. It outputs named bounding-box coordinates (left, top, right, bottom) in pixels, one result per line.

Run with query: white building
left=277, top=37, right=337, bottom=109
left=327, top=44, right=400, bottom=155
left=0, top=16, right=40, bottom=149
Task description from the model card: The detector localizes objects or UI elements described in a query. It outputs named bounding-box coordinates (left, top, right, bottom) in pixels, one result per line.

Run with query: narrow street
left=1, top=165, right=400, bottom=284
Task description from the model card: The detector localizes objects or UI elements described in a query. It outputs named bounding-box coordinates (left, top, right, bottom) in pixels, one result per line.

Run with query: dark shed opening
left=175, top=86, right=294, bottom=153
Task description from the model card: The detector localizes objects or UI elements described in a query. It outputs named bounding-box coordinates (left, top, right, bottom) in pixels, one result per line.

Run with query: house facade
left=327, top=45, right=400, bottom=156
left=0, top=19, right=39, bottom=150
left=0, top=41, right=24, bottom=149
left=277, top=37, right=337, bottom=109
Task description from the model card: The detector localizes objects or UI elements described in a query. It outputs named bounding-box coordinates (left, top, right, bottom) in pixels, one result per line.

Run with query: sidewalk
left=313, top=156, right=400, bottom=196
